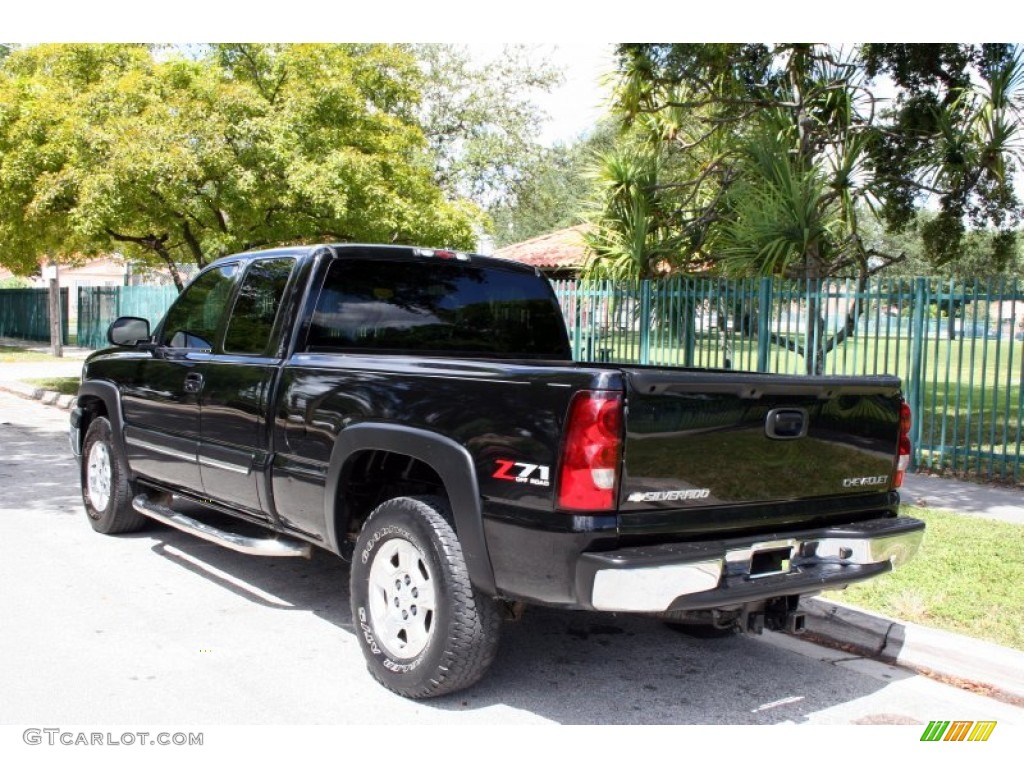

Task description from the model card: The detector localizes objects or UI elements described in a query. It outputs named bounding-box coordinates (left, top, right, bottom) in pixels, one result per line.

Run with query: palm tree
left=581, top=141, right=683, bottom=281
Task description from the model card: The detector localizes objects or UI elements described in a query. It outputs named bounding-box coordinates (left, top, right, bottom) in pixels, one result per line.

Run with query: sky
left=463, top=43, right=617, bottom=147
left=8, top=0, right=1008, bottom=42
left=530, top=44, right=617, bottom=146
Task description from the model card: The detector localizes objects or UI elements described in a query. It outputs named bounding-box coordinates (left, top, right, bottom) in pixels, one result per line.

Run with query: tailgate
left=619, top=370, right=904, bottom=535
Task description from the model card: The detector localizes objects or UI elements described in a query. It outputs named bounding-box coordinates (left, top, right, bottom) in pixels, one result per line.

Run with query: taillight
left=557, top=391, right=623, bottom=512
left=894, top=401, right=912, bottom=488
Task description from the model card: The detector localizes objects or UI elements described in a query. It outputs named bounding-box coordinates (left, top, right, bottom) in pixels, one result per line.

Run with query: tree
left=861, top=44, right=1023, bottom=268
left=583, top=136, right=684, bottom=280
left=614, top=44, right=1022, bottom=275
left=413, top=44, right=562, bottom=211
left=0, top=44, right=481, bottom=288
left=605, top=43, right=1023, bottom=372
left=864, top=211, right=1024, bottom=279
left=489, top=121, right=617, bottom=247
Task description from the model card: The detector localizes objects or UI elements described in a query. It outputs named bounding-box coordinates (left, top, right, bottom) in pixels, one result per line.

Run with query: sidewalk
left=901, top=473, right=1024, bottom=525
left=2, top=349, right=1023, bottom=703
left=0, top=345, right=87, bottom=410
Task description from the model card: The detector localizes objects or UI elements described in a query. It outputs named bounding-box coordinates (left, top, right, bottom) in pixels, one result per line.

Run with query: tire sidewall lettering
left=356, top=606, right=382, bottom=656
left=355, top=520, right=436, bottom=676
left=360, top=524, right=415, bottom=565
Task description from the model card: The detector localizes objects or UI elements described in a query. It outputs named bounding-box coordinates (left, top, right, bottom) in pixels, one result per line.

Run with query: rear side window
left=161, top=264, right=237, bottom=350
left=306, top=258, right=570, bottom=359
left=224, top=258, right=295, bottom=355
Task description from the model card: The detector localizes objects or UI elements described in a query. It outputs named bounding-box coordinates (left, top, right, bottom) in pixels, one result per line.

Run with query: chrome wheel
left=86, top=440, right=112, bottom=511
left=367, top=537, right=437, bottom=659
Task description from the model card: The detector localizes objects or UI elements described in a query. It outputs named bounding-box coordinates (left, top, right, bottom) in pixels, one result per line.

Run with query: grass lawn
left=823, top=506, right=1024, bottom=652
left=21, top=376, right=80, bottom=396
left=0, top=345, right=60, bottom=363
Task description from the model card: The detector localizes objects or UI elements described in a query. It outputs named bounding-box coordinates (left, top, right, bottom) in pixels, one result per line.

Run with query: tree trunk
left=160, top=252, right=185, bottom=292
left=47, top=261, right=63, bottom=358
left=105, top=230, right=186, bottom=292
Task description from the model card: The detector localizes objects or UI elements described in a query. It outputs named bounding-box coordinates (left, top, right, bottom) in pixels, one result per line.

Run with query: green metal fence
left=0, top=288, right=69, bottom=345
left=76, top=285, right=179, bottom=349
left=553, top=276, right=1024, bottom=483
left=8, top=275, right=1020, bottom=483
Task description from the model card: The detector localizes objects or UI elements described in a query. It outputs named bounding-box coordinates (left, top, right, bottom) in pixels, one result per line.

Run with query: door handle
left=184, top=372, right=204, bottom=394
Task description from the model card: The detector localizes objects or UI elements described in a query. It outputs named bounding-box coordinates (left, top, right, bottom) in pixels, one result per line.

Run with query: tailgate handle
left=766, top=408, right=807, bottom=440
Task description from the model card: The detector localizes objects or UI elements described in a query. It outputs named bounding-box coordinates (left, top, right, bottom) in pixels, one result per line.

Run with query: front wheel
left=350, top=496, right=501, bottom=698
left=81, top=416, right=147, bottom=535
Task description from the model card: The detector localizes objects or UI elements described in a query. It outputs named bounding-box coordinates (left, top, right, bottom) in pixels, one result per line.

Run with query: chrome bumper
left=579, top=516, right=924, bottom=613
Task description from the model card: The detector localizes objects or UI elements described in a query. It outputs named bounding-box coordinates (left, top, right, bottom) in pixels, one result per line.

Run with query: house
left=491, top=225, right=591, bottom=278
left=1, top=255, right=181, bottom=290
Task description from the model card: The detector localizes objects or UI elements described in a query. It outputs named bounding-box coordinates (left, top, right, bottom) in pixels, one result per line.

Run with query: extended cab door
left=196, top=257, right=296, bottom=517
left=121, top=263, right=239, bottom=491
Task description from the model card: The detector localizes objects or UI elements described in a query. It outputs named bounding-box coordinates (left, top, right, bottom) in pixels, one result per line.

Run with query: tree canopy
left=584, top=44, right=1023, bottom=372
left=596, top=43, right=1022, bottom=282
left=0, top=43, right=504, bottom=286
left=414, top=44, right=562, bottom=210
left=489, top=121, right=617, bottom=247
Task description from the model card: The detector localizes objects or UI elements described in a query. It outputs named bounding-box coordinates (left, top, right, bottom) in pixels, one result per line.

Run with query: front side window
left=161, top=264, right=237, bottom=351
left=306, top=258, right=570, bottom=359
left=224, top=258, right=295, bottom=355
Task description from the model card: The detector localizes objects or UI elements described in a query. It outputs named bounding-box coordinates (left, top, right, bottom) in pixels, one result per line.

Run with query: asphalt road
left=1, top=389, right=1020, bottom=730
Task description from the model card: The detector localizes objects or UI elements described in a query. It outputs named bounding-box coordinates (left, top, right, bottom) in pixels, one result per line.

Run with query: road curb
left=804, top=597, right=1024, bottom=702
left=0, top=380, right=76, bottom=410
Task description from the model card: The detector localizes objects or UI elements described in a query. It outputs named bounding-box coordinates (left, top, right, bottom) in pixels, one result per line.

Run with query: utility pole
left=45, top=259, right=63, bottom=358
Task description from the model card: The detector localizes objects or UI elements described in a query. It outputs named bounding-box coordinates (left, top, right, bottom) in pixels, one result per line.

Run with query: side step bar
left=132, top=494, right=312, bottom=558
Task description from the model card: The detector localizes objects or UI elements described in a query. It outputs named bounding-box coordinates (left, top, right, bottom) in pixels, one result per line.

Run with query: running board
left=132, top=493, right=312, bottom=558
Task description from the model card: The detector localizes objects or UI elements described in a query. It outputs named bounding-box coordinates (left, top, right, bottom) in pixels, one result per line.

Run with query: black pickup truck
left=70, top=243, right=923, bottom=698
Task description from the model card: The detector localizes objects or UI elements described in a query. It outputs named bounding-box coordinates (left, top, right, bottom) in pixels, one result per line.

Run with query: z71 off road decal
left=492, top=460, right=551, bottom=487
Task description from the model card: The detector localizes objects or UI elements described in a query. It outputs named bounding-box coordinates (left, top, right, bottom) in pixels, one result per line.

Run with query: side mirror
left=107, top=316, right=151, bottom=347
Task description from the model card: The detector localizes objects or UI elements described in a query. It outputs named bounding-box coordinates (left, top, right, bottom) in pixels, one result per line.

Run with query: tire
left=81, top=416, right=147, bottom=535
left=350, top=495, right=501, bottom=698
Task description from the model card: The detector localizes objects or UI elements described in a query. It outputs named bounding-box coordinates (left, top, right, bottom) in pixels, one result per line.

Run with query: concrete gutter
left=803, top=597, right=1024, bottom=703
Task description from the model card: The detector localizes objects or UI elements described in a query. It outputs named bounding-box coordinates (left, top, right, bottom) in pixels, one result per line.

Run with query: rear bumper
left=575, top=516, right=924, bottom=612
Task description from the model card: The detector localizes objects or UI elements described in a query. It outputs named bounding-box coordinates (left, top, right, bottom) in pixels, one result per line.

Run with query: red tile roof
left=491, top=225, right=591, bottom=271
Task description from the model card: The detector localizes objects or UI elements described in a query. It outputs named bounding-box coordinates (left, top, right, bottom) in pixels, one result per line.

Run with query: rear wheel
left=81, top=417, right=147, bottom=535
left=350, top=496, right=501, bottom=698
